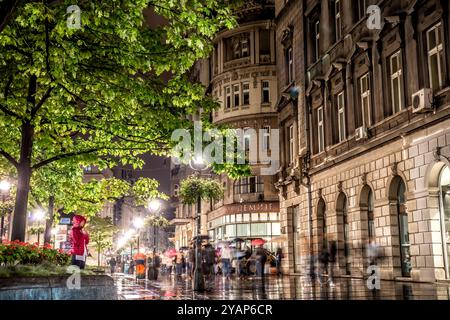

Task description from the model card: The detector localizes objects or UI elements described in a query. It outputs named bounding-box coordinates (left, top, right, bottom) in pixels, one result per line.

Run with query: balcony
left=223, top=57, right=251, bottom=71
left=170, top=218, right=193, bottom=226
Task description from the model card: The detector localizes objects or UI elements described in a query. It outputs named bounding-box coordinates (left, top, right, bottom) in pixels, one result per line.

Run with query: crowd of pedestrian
left=106, top=241, right=284, bottom=283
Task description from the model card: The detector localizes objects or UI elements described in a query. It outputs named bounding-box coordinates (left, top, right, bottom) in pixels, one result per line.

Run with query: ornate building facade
left=276, top=0, right=450, bottom=282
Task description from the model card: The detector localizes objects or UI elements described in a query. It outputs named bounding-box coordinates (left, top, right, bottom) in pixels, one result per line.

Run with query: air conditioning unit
left=412, top=88, right=433, bottom=113
left=355, top=126, right=368, bottom=141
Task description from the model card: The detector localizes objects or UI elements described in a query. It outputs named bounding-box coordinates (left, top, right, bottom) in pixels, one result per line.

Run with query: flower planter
left=0, top=274, right=117, bottom=300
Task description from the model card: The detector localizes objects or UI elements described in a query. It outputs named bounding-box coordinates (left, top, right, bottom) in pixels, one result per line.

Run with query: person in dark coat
left=254, top=245, right=267, bottom=277
left=275, top=248, right=283, bottom=276
left=109, top=257, right=117, bottom=274
left=202, top=243, right=216, bottom=290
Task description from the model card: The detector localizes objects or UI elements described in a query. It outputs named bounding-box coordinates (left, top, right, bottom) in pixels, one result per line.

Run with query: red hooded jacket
left=69, top=215, right=89, bottom=256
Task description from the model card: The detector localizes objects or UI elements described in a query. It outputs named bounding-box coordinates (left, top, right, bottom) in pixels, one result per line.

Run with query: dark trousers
left=71, top=255, right=86, bottom=270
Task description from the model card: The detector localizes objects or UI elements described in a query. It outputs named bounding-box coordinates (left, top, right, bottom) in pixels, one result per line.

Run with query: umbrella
left=230, top=238, right=245, bottom=243
left=251, top=238, right=266, bottom=246
left=164, top=248, right=177, bottom=257
left=192, top=235, right=210, bottom=241
left=179, top=246, right=189, bottom=251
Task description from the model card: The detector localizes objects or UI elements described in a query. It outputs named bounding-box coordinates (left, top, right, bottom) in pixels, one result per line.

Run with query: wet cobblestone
left=113, top=273, right=450, bottom=300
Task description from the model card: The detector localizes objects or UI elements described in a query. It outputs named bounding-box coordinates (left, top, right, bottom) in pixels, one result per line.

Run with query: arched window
left=337, top=192, right=350, bottom=275
left=234, top=176, right=263, bottom=194
left=394, top=177, right=410, bottom=277
left=439, top=166, right=450, bottom=278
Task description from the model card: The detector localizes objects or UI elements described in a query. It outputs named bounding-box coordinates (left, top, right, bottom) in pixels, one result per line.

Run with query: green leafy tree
left=85, top=216, right=119, bottom=268
left=0, top=0, right=237, bottom=241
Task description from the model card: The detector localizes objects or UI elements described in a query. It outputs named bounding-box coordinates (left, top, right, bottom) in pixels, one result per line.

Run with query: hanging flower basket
left=179, top=175, right=223, bottom=205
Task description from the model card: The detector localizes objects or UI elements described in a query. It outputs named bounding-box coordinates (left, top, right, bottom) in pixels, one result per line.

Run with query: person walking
left=68, top=215, right=90, bottom=270
left=328, top=241, right=337, bottom=287
left=175, top=251, right=184, bottom=278
left=109, top=257, right=117, bottom=274
left=202, top=243, right=216, bottom=290
left=187, top=246, right=195, bottom=280
left=275, top=248, right=283, bottom=276
left=221, top=244, right=232, bottom=279
left=254, top=245, right=267, bottom=277
left=318, top=246, right=329, bottom=284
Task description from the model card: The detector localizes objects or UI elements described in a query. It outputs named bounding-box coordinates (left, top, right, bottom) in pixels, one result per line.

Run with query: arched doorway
left=439, top=166, right=450, bottom=278
left=337, top=192, right=350, bottom=275
left=391, top=177, right=410, bottom=277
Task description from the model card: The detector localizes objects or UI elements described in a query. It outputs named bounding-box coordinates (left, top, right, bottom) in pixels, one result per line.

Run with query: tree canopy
left=0, top=0, right=238, bottom=240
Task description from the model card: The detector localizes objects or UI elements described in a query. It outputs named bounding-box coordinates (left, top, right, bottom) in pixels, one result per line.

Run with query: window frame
left=262, top=125, right=270, bottom=151
left=286, top=47, right=294, bottom=84
left=225, top=86, right=231, bottom=109
left=317, top=107, right=325, bottom=153
left=334, top=0, right=342, bottom=42
left=262, top=80, right=270, bottom=103
left=337, top=91, right=346, bottom=143
left=242, top=82, right=250, bottom=105
left=314, top=20, right=320, bottom=61
left=233, top=84, right=240, bottom=108
left=359, top=73, right=372, bottom=128
left=426, top=22, right=445, bottom=92
left=389, top=51, right=404, bottom=114
left=288, top=124, right=295, bottom=164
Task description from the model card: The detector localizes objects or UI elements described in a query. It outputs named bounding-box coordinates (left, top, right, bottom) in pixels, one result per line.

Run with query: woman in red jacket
left=69, top=215, right=90, bottom=269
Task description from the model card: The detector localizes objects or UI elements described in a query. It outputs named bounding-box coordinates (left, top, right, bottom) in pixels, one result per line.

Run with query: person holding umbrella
left=253, top=240, right=267, bottom=277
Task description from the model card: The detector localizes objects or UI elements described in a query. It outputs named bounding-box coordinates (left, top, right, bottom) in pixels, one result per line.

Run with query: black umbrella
left=231, top=238, right=245, bottom=243
left=191, top=235, right=210, bottom=241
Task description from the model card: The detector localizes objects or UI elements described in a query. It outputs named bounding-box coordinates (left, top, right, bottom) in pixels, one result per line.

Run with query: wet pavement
left=113, top=273, right=450, bottom=300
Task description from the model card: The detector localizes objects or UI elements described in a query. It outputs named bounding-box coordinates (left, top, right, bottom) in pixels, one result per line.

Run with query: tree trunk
left=44, top=195, right=55, bottom=244
left=10, top=121, right=34, bottom=241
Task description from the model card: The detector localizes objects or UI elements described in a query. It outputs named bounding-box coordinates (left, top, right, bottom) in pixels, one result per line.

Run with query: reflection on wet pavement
left=113, top=273, right=450, bottom=300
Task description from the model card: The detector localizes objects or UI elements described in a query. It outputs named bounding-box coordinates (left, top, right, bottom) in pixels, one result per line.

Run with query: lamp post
left=147, top=199, right=161, bottom=280
left=189, top=156, right=209, bottom=292
left=51, top=228, right=58, bottom=249
left=33, top=209, right=46, bottom=245
left=0, top=180, right=12, bottom=244
left=133, top=217, right=144, bottom=254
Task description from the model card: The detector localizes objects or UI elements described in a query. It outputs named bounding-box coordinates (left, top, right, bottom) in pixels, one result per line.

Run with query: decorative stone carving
left=391, top=162, right=398, bottom=176
left=361, top=172, right=367, bottom=185
left=337, top=181, right=343, bottom=193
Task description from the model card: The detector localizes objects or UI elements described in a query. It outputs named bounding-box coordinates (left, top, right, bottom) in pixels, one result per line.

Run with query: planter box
left=0, top=275, right=117, bottom=300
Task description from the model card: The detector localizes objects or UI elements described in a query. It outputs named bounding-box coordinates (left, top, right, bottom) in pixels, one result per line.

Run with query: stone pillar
left=320, top=0, right=331, bottom=55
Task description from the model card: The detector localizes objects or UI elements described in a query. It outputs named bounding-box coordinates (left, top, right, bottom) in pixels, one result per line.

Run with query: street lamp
left=189, top=155, right=209, bottom=292
left=133, top=217, right=144, bottom=253
left=148, top=199, right=161, bottom=254
left=33, top=209, right=46, bottom=245
left=0, top=180, right=12, bottom=244
left=51, top=228, right=58, bottom=249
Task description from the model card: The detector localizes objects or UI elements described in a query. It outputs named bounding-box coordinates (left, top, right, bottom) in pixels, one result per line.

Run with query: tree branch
left=31, top=86, right=53, bottom=118
left=32, top=148, right=100, bottom=170
left=0, top=149, right=19, bottom=168
left=0, top=103, right=21, bottom=119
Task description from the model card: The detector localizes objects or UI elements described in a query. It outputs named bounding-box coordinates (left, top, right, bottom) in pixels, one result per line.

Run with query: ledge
left=0, top=275, right=117, bottom=300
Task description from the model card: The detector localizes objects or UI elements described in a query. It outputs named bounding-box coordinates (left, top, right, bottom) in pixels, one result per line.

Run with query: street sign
left=60, top=218, right=71, bottom=225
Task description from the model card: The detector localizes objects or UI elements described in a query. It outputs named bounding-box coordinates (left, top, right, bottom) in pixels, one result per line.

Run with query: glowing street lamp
left=33, top=209, right=46, bottom=245
left=133, top=217, right=144, bottom=253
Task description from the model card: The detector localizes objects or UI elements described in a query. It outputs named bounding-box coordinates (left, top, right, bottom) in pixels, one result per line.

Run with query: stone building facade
left=276, top=0, right=450, bottom=282
left=171, top=1, right=282, bottom=250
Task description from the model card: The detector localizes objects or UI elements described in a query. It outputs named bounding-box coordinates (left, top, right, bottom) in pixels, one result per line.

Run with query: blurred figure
left=109, top=256, right=116, bottom=274
left=367, top=240, right=380, bottom=266
left=254, top=245, right=267, bottom=277
left=129, top=258, right=135, bottom=275
left=275, top=248, right=283, bottom=276
left=318, top=246, right=329, bottom=284
left=202, top=243, right=216, bottom=290
left=175, top=251, right=184, bottom=278
left=328, top=241, right=337, bottom=286
left=221, top=244, right=232, bottom=279
left=187, top=246, right=195, bottom=280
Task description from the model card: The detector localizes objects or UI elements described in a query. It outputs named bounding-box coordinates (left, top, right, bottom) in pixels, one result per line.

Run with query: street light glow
left=148, top=199, right=161, bottom=212
left=133, top=217, right=144, bottom=229
left=33, top=209, right=46, bottom=221
left=0, top=180, right=11, bottom=192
